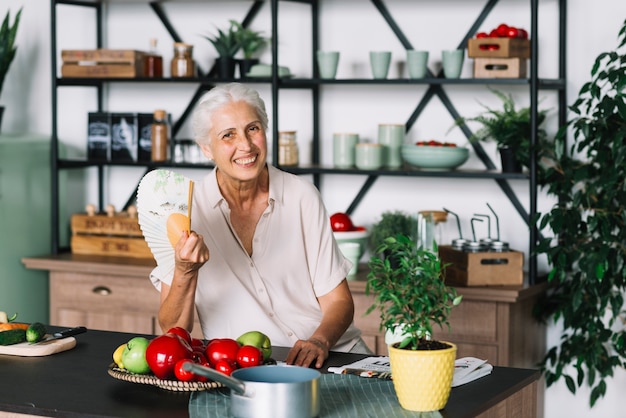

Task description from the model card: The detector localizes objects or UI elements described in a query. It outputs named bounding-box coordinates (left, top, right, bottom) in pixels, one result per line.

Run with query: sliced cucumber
left=26, top=322, right=47, bottom=343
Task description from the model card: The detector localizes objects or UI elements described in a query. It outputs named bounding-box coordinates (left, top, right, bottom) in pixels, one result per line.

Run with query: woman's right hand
left=174, top=230, right=210, bottom=276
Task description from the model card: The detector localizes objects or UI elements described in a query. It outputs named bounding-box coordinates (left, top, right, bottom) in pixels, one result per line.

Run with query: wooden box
left=467, top=38, right=530, bottom=59
left=61, top=49, right=146, bottom=78
left=438, top=245, right=524, bottom=286
left=473, top=57, right=527, bottom=79
left=70, top=212, right=153, bottom=259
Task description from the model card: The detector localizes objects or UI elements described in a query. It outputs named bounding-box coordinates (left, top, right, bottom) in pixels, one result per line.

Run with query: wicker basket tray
left=107, top=363, right=224, bottom=392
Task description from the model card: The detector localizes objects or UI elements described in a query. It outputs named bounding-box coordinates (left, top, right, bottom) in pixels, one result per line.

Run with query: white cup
left=338, top=242, right=361, bottom=278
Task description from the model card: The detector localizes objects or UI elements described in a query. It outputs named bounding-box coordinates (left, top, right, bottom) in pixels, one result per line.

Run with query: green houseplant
left=231, top=20, right=269, bottom=78
left=534, top=19, right=626, bottom=408
left=203, top=20, right=240, bottom=78
left=369, top=210, right=417, bottom=254
left=365, top=234, right=461, bottom=411
left=451, top=88, right=549, bottom=175
left=0, top=7, right=22, bottom=131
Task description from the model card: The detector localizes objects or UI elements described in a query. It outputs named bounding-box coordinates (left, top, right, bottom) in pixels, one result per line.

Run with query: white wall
left=2, top=1, right=626, bottom=416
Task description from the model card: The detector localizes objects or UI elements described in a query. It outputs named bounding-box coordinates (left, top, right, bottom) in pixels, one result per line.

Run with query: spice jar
left=171, top=42, right=195, bottom=78
left=278, top=131, right=299, bottom=166
left=144, top=38, right=163, bottom=78
left=151, top=109, right=168, bottom=162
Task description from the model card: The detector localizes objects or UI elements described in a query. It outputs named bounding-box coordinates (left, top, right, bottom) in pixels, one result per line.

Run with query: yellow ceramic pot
left=389, top=341, right=457, bottom=412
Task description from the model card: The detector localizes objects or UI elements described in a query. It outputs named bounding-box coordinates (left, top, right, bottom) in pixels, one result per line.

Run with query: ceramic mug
left=317, top=51, right=340, bottom=79
left=407, top=50, right=429, bottom=79
left=377, top=124, right=405, bottom=168
left=442, top=49, right=465, bottom=79
left=355, top=143, right=383, bottom=170
left=369, top=51, right=392, bottom=79
left=333, top=133, right=359, bottom=168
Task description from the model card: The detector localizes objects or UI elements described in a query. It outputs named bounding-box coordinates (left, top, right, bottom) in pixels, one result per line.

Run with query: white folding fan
left=137, top=169, right=194, bottom=276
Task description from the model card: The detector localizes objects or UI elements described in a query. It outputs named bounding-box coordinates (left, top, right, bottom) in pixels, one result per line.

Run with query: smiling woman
left=149, top=83, right=371, bottom=372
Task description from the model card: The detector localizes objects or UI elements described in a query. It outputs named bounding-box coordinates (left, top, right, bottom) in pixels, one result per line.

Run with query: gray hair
left=191, top=83, right=269, bottom=145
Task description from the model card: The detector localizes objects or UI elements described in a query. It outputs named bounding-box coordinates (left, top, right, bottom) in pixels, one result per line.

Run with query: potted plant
left=231, top=20, right=269, bottom=78
left=450, top=88, right=549, bottom=175
left=366, top=234, right=462, bottom=412
left=0, top=7, right=22, bottom=132
left=534, top=19, right=626, bottom=408
left=368, top=210, right=417, bottom=254
left=202, top=20, right=240, bottom=79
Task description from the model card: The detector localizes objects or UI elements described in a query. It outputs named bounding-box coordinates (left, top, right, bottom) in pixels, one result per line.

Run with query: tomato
left=205, top=338, right=241, bottom=367
left=496, top=23, right=509, bottom=37
left=489, top=29, right=499, bottom=38
left=330, top=212, right=354, bottom=232
left=506, top=27, right=519, bottom=38
left=236, top=345, right=263, bottom=368
left=145, top=333, right=194, bottom=380
left=167, top=327, right=192, bottom=345
left=354, top=226, right=367, bottom=232
left=190, top=351, right=209, bottom=382
left=174, top=359, right=196, bottom=382
left=191, top=337, right=205, bottom=350
left=476, top=32, right=489, bottom=38
left=214, top=359, right=236, bottom=376
left=518, top=28, right=529, bottom=39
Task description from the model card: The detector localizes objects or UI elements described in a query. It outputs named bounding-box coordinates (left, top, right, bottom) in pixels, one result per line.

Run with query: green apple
left=236, top=331, right=272, bottom=361
left=122, top=337, right=151, bottom=374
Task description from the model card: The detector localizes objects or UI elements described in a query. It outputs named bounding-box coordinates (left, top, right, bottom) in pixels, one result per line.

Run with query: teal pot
left=499, top=146, right=522, bottom=173
left=215, top=57, right=237, bottom=79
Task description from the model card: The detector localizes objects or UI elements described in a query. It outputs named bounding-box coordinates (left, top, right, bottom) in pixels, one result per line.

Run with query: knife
left=32, top=326, right=87, bottom=344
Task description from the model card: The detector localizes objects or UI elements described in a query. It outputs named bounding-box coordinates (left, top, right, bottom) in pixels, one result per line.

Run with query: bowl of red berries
left=401, top=140, right=469, bottom=170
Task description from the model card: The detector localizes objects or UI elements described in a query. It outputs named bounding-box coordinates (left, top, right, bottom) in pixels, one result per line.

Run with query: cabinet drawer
left=443, top=301, right=498, bottom=342
left=51, top=272, right=160, bottom=313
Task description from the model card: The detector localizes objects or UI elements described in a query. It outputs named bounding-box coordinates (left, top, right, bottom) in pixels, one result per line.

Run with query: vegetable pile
left=476, top=23, right=529, bottom=40
left=0, top=311, right=47, bottom=345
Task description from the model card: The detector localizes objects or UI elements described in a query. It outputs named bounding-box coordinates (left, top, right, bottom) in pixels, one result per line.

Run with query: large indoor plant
left=451, top=88, right=550, bottom=175
left=534, top=19, right=626, bottom=408
left=368, top=210, right=417, bottom=254
left=203, top=20, right=240, bottom=78
left=0, top=7, right=22, bottom=132
left=366, top=234, right=462, bottom=411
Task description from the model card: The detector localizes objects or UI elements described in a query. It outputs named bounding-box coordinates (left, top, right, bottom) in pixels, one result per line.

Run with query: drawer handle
left=92, top=286, right=112, bottom=296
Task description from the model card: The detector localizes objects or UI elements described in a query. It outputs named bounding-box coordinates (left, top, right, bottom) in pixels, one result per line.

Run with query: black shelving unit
left=49, top=0, right=566, bottom=285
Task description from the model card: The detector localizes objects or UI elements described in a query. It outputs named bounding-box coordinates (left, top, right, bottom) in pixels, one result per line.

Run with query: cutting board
left=0, top=336, right=76, bottom=357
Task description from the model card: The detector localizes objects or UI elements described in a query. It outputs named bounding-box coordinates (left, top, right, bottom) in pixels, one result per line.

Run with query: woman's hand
left=285, top=338, right=329, bottom=369
left=174, top=230, right=210, bottom=276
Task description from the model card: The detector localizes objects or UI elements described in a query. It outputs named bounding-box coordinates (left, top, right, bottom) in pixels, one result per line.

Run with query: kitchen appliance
left=0, top=134, right=51, bottom=322
left=185, top=363, right=320, bottom=418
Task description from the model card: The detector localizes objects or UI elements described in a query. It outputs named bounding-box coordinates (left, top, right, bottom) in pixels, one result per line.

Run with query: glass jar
left=151, top=109, right=168, bottom=162
left=416, top=210, right=447, bottom=252
left=171, top=42, right=195, bottom=78
left=278, top=131, right=299, bottom=166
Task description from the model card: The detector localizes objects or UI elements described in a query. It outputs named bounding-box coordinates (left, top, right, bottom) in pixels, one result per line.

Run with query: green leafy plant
left=203, top=21, right=240, bottom=58
left=369, top=210, right=417, bottom=254
left=534, top=18, right=626, bottom=408
left=451, top=88, right=550, bottom=177
left=365, top=234, right=462, bottom=350
left=0, top=8, right=22, bottom=99
left=230, top=20, right=268, bottom=60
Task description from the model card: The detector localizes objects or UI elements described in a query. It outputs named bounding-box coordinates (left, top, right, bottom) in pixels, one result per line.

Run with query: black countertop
left=0, top=327, right=540, bottom=417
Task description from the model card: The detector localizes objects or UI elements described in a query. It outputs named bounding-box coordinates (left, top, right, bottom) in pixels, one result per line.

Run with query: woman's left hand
left=285, top=338, right=329, bottom=369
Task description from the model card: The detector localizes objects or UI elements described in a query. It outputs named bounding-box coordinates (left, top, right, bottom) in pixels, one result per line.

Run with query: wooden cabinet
left=22, top=254, right=203, bottom=339
left=348, top=269, right=547, bottom=369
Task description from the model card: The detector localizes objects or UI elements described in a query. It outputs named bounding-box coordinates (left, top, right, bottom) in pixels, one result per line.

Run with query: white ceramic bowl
left=333, top=228, right=370, bottom=261
left=401, top=145, right=469, bottom=170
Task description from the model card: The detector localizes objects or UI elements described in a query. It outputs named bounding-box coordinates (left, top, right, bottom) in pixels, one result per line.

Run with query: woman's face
left=200, top=100, right=267, bottom=182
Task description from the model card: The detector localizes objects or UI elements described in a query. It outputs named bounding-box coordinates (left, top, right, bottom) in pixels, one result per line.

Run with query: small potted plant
left=451, top=88, right=549, bottom=174
left=0, top=7, right=22, bottom=132
left=231, top=20, right=269, bottom=78
left=202, top=20, right=240, bottom=79
left=368, top=210, right=416, bottom=254
left=366, top=234, right=462, bottom=412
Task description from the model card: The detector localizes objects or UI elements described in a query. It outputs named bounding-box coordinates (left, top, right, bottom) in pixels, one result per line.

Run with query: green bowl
left=334, top=229, right=370, bottom=261
left=401, top=145, right=469, bottom=170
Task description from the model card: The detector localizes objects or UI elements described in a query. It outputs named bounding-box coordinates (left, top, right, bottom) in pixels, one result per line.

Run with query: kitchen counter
left=0, top=327, right=540, bottom=418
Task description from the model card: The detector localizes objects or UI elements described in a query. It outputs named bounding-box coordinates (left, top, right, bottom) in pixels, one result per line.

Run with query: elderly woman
left=150, top=83, right=369, bottom=368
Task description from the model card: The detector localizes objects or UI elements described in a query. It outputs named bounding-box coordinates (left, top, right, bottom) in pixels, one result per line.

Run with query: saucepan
left=184, top=362, right=320, bottom=418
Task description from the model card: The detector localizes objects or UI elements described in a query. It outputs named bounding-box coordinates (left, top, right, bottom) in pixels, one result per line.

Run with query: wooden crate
left=61, top=49, right=146, bottom=78
left=467, top=38, right=530, bottom=59
left=438, top=245, right=524, bottom=286
left=473, top=57, right=527, bottom=79
left=70, top=212, right=153, bottom=259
